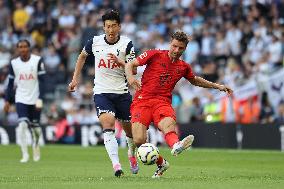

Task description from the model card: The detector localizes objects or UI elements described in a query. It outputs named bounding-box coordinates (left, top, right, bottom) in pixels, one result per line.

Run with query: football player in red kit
left=125, top=31, right=233, bottom=178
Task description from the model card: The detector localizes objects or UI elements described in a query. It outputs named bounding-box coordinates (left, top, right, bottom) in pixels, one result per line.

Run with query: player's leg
left=30, top=106, right=42, bottom=162
left=154, top=104, right=194, bottom=156
left=115, top=93, right=138, bottom=174
left=129, top=99, right=152, bottom=148
left=95, top=94, right=123, bottom=177
left=131, top=122, right=148, bottom=147
left=151, top=101, right=193, bottom=178
left=16, top=103, right=30, bottom=163
left=120, top=121, right=139, bottom=174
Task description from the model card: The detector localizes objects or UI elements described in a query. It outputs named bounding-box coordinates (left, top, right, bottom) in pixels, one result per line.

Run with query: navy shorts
left=16, top=103, right=41, bottom=123
left=94, top=93, right=132, bottom=122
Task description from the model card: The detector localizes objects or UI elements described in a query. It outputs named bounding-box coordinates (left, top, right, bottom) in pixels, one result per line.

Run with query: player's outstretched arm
left=189, top=76, right=233, bottom=95
left=68, top=52, right=88, bottom=92
left=125, top=59, right=141, bottom=91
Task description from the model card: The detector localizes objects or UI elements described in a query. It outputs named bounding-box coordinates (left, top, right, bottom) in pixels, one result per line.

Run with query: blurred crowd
left=1, top=0, right=284, bottom=128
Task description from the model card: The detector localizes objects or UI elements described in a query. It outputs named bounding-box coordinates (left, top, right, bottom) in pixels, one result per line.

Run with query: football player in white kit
left=4, top=39, right=45, bottom=163
left=68, top=10, right=138, bottom=177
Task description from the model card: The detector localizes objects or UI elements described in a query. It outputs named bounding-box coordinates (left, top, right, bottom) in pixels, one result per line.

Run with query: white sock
left=18, top=121, right=29, bottom=157
left=103, top=131, right=120, bottom=169
left=126, top=136, right=136, bottom=157
left=31, top=127, right=41, bottom=146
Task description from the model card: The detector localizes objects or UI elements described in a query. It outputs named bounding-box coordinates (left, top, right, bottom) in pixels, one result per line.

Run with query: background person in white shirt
left=4, top=39, right=45, bottom=163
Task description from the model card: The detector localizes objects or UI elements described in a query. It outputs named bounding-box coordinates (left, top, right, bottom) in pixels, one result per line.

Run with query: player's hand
left=127, top=76, right=141, bottom=91
left=35, top=99, right=43, bottom=109
left=107, top=53, right=125, bottom=66
left=3, top=101, right=10, bottom=113
left=218, top=84, right=233, bottom=95
left=68, top=79, right=78, bottom=92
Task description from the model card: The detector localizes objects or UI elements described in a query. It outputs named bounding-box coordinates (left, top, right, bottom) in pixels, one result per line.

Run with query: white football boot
left=171, top=135, right=194, bottom=156
left=20, top=153, right=29, bottom=163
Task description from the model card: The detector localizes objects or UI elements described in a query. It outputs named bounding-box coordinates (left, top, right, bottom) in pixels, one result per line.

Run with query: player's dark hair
left=171, top=31, right=190, bottom=45
left=16, top=39, right=31, bottom=48
left=102, top=10, right=120, bottom=24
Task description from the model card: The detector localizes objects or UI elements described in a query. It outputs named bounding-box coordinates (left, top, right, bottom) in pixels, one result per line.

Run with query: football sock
left=126, top=136, right=136, bottom=157
left=31, top=127, right=41, bottom=146
left=103, top=130, right=120, bottom=168
left=164, top=131, right=179, bottom=148
left=18, top=121, right=29, bottom=157
left=156, top=155, right=164, bottom=166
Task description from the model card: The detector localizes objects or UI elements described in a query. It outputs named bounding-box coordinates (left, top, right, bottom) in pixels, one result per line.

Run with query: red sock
left=156, top=155, right=164, bottom=166
left=164, top=131, right=179, bottom=148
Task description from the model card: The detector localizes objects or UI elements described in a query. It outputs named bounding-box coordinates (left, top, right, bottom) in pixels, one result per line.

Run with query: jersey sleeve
left=136, top=49, right=157, bottom=66
left=82, top=39, right=93, bottom=55
left=8, top=63, right=15, bottom=79
left=37, top=58, right=46, bottom=75
left=37, top=58, right=46, bottom=99
left=125, top=41, right=136, bottom=63
left=5, top=63, right=15, bottom=103
left=184, top=63, right=195, bottom=80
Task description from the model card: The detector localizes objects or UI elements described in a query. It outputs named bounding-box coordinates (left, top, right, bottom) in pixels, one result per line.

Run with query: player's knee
left=18, top=121, right=28, bottom=130
left=123, top=127, right=132, bottom=138
left=158, top=117, right=176, bottom=134
left=133, top=136, right=146, bottom=147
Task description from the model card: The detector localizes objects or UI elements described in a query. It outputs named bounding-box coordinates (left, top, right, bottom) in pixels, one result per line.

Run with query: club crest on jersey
left=98, top=59, right=121, bottom=69
left=19, top=73, right=35, bottom=80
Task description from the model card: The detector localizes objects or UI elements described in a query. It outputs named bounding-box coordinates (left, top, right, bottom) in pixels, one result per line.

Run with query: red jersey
left=135, top=49, right=195, bottom=103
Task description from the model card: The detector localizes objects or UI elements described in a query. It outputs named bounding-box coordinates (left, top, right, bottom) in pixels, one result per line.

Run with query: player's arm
left=36, top=58, right=46, bottom=109
left=108, top=41, right=137, bottom=74
left=188, top=76, right=233, bottom=95
left=4, top=63, right=15, bottom=113
left=125, top=58, right=141, bottom=90
left=68, top=40, right=91, bottom=92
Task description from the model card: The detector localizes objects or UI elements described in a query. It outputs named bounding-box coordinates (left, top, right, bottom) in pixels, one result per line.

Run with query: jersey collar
left=104, top=35, right=120, bottom=45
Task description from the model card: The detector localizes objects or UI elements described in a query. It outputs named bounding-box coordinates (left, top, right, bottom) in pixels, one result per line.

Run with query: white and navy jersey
left=83, top=34, right=135, bottom=94
left=8, top=54, right=45, bottom=105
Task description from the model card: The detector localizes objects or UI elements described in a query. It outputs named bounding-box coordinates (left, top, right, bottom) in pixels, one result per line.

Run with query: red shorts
left=130, top=98, right=176, bottom=129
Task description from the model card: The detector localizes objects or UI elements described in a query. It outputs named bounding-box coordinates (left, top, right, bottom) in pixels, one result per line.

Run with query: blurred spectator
left=225, top=21, right=242, bottom=59
left=54, top=109, right=75, bottom=144
left=275, top=101, right=284, bottom=124
left=42, top=43, right=61, bottom=72
left=189, top=97, right=203, bottom=122
left=66, top=29, right=81, bottom=73
left=203, top=95, right=221, bottom=123
left=259, top=92, right=275, bottom=124
left=200, top=29, right=214, bottom=63
left=121, top=13, right=137, bottom=36
left=221, top=95, right=238, bottom=123
left=32, top=0, right=47, bottom=29
left=267, top=34, right=282, bottom=68
left=0, top=46, right=11, bottom=69
left=0, top=0, right=10, bottom=32
left=12, top=1, right=30, bottom=35
left=81, top=13, right=99, bottom=47
left=238, top=96, right=260, bottom=124
left=214, top=31, right=229, bottom=67
left=246, top=30, right=265, bottom=65
left=78, top=0, right=96, bottom=16
left=58, top=9, right=76, bottom=29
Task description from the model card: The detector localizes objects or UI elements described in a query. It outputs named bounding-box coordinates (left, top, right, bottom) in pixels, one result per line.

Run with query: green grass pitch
left=0, top=145, right=283, bottom=189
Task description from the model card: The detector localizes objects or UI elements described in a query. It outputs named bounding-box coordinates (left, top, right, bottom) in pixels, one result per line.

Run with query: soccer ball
left=137, top=143, right=160, bottom=165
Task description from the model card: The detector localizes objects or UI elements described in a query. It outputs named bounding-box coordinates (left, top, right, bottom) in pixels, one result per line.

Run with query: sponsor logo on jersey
left=19, top=73, right=35, bottom=80
left=98, top=59, right=122, bottom=69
